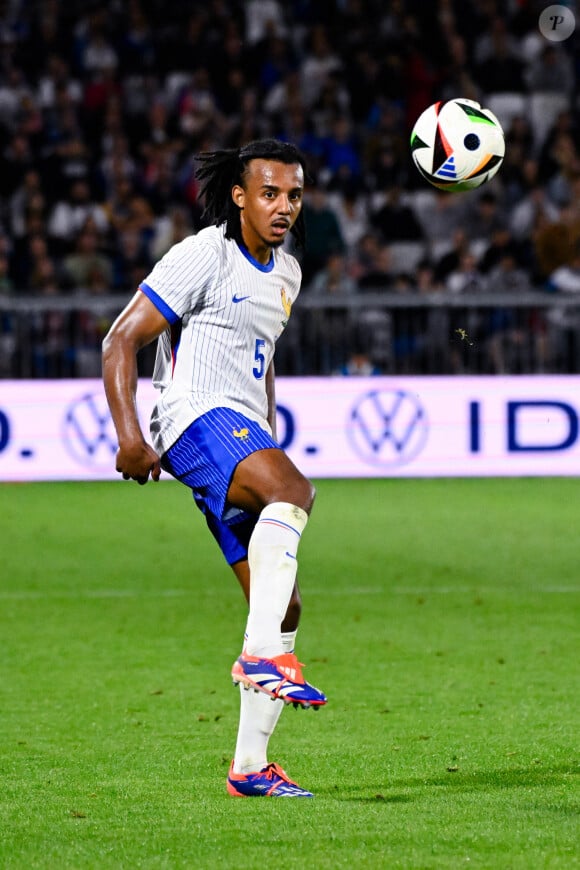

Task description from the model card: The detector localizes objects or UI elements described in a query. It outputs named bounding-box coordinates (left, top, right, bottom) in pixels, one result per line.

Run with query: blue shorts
left=160, top=407, right=279, bottom=564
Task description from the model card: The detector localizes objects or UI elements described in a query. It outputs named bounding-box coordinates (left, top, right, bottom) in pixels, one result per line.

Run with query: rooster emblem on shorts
left=233, top=427, right=250, bottom=440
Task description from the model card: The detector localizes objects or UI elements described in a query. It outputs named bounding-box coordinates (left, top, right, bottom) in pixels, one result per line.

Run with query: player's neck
left=239, top=233, right=273, bottom=266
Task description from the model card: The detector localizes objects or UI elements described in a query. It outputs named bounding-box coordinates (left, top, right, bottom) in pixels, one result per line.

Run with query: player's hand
left=115, top=442, right=161, bottom=485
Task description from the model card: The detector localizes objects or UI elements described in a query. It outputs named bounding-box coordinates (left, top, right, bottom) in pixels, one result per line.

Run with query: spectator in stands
left=9, top=170, right=46, bottom=239
left=30, top=278, right=71, bottom=377
left=349, top=231, right=382, bottom=284
left=117, top=1, right=157, bottom=77
left=312, top=75, right=352, bottom=140
left=433, top=227, right=472, bottom=284
left=1, top=132, right=36, bottom=199
left=151, top=205, right=194, bottom=261
left=274, top=103, right=325, bottom=176
left=244, top=0, right=287, bottom=46
left=370, top=185, right=424, bottom=244
left=28, top=254, right=63, bottom=296
left=37, top=54, right=82, bottom=117
left=443, top=249, right=488, bottom=373
left=532, top=202, right=580, bottom=282
left=501, top=147, right=537, bottom=209
left=483, top=250, right=532, bottom=373
left=357, top=244, right=394, bottom=292
left=177, top=68, right=225, bottom=145
left=479, top=227, right=525, bottom=276
left=47, top=179, right=108, bottom=252
left=415, top=189, right=466, bottom=246
left=300, top=184, right=346, bottom=285
left=438, top=33, right=481, bottom=104
left=299, top=25, right=343, bottom=109
left=509, top=173, right=560, bottom=250
left=0, top=250, right=13, bottom=297
left=335, top=342, right=382, bottom=376
left=544, top=134, right=580, bottom=208
left=10, top=231, right=58, bottom=291
left=462, top=191, right=507, bottom=248
left=309, top=252, right=358, bottom=374
left=138, top=143, right=182, bottom=217
left=326, top=178, right=370, bottom=260
left=538, top=110, right=580, bottom=180
left=525, top=45, right=575, bottom=98
left=475, top=16, right=525, bottom=94
left=120, top=194, right=158, bottom=262
left=102, top=173, right=136, bottom=235
left=62, top=225, right=113, bottom=291
left=446, top=251, right=487, bottom=295
left=310, top=252, right=357, bottom=298
left=255, top=33, right=297, bottom=98
left=545, top=240, right=580, bottom=371
left=546, top=240, right=580, bottom=297
left=414, top=258, right=452, bottom=373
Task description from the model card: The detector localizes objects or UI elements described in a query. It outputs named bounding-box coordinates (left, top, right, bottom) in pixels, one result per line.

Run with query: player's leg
left=160, top=411, right=320, bottom=796
left=231, top=558, right=300, bottom=776
left=231, top=558, right=302, bottom=631
left=227, top=561, right=314, bottom=795
left=227, top=448, right=326, bottom=709
left=227, top=447, right=312, bottom=658
left=202, top=520, right=312, bottom=793
left=161, top=411, right=325, bottom=703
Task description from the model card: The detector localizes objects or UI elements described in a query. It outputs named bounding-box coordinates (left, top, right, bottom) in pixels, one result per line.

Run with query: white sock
left=244, top=503, right=307, bottom=658
left=233, top=630, right=298, bottom=774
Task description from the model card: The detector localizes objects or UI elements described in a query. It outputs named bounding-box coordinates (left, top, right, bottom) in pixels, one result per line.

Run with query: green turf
left=0, top=478, right=578, bottom=869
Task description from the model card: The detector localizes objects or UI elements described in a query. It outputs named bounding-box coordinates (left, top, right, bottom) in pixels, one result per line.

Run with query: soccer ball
left=410, top=98, right=505, bottom=192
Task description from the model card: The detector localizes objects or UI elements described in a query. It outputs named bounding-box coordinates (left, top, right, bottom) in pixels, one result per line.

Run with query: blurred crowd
left=1, top=0, right=580, bottom=376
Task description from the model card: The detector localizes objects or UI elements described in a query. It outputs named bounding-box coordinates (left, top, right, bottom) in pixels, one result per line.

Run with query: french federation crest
left=280, top=287, right=292, bottom=327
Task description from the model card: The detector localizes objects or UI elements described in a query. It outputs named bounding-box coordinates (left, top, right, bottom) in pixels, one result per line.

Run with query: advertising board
left=1, top=377, right=579, bottom=481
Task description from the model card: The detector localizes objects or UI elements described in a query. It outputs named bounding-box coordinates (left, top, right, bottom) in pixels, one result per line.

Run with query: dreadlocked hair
left=195, top=138, right=308, bottom=249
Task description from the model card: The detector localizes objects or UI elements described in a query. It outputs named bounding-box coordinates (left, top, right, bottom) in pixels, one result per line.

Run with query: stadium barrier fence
left=1, top=290, right=579, bottom=378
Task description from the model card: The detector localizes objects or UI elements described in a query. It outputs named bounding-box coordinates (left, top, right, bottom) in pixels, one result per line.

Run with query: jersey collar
left=237, top=241, right=275, bottom=273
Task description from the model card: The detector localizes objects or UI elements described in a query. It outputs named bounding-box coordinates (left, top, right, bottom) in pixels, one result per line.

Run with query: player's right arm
left=102, top=291, right=169, bottom=484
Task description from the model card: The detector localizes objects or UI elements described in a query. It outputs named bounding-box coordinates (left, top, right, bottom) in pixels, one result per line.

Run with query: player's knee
left=302, top=479, right=316, bottom=513
left=289, top=477, right=316, bottom=514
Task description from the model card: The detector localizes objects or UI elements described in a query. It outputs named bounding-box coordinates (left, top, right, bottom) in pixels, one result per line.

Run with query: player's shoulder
left=276, top=247, right=302, bottom=283
left=159, top=224, right=225, bottom=262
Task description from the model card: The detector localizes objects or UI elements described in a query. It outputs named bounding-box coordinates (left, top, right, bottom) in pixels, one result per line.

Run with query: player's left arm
left=266, top=360, right=277, bottom=441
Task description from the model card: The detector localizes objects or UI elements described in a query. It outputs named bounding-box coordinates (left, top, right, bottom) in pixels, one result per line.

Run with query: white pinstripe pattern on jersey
left=143, top=225, right=301, bottom=455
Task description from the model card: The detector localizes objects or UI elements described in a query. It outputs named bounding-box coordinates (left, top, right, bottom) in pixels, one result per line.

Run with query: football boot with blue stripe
left=227, top=761, right=314, bottom=797
left=231, top=652, right=327, bottom=708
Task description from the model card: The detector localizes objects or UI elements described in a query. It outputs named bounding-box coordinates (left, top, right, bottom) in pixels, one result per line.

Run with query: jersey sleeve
left=139, top=233, right=219, bottom=322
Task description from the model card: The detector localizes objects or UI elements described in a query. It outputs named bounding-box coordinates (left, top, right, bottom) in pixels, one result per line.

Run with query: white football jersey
left=140, top=224, right=302, bottom=454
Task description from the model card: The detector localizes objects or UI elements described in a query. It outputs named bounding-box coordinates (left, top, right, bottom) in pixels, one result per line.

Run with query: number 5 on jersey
left=253, top=338, right=266, bottom=379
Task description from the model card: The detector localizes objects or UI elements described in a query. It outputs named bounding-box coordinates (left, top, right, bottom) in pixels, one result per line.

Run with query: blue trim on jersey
left=139, top=282, right=180, bottom=325
left=237, top=242, right=274, bottom=273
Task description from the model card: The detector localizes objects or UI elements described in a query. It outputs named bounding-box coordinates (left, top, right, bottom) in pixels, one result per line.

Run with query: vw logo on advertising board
left=62, top=392, right=118, bottom=469
left=347, top=389, right=429, bottom=467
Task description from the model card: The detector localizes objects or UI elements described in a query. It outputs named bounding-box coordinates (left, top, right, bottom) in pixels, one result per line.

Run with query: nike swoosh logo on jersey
left=232, top=294, right=251, bottom=303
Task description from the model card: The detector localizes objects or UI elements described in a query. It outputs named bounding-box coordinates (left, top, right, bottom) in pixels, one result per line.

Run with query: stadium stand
left=1, top=0, right=580, bottom=375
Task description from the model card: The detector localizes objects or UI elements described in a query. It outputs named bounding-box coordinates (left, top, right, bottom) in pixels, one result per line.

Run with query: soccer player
left=102, top=138, right=326, bottom=798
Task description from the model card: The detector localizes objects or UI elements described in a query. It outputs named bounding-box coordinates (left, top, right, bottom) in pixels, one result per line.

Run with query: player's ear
left=232, top=185, right=245, bottom=209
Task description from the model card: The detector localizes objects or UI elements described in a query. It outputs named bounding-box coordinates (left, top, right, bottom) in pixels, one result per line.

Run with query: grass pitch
left=0, top=478, right=578, bottom=869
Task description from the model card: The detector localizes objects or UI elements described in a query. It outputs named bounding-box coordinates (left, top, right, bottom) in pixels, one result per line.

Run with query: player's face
left=233, top=159, right=304, bottom=261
